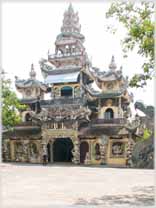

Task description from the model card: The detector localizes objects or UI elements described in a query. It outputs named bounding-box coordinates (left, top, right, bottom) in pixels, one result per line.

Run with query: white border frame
left=0, top=0, right=155, bottom=207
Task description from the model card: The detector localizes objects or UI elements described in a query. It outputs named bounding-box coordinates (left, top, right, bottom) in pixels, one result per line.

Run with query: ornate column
left=41, top=128, right=48, bottom=163
left=23, top=140, right=29, bottom=162
left=126, top=135, right=135, bottom=167
left=84, top=152, right=91, bottom=165
left=50, top=140, right=54, bottom=163
left=72, top=140, right=80, bottom=164
left=3, top=140, right=11, bottom=161
left=84, top=140, right=91, bottom=165
left=41, top=141, right=47, bottom=153
left=118, top=96, right=123, bottom=117
left=100, top=135, right=109, bottom=164
left=100, top=144, right=105, bottom=164
left=10, top=141, right=15, bottom=161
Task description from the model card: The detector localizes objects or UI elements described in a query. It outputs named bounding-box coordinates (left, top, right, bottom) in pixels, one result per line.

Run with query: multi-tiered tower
left=3, top=4, right=138, bottom=167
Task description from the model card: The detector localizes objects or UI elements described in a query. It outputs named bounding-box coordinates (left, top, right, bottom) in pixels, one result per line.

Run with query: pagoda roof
left=45, top=67, right=80, bottom=76
left=15, top=78, right=47, bottom=91
left=87, top=56, right=128, bottom=83
left=56, top=32, right=85, bottom=41
left=93, top=68, right=123, bottom=82
left=45, top=71, right=80, bottom=84
left=3, top=126, right=41, bottom=139
left=83, top=81, right=127, bottom=98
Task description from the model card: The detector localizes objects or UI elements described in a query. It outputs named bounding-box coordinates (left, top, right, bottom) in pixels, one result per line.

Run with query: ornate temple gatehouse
left=3, top=4, right=139, bottom=167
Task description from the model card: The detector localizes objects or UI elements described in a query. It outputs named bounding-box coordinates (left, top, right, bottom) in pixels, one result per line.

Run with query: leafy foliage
left=142, top=128, right=152, bottom=140
left=2, top=77, right=27, bottom=128
left=136, top=128, right=152, bottom=142
left=134, top=101, right=154, bottom=118
left=106, top=1, right=154, bottom=88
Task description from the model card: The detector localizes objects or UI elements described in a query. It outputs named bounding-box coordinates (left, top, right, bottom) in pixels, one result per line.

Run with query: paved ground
left=0, top=163, right=155, bottom=208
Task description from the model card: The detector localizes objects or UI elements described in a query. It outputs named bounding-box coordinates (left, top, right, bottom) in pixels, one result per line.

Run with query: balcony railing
left=48, top=52, right=82, bottom=59
left=90, top=118, right=126, bottom=126
left=40, top=97, right=83, bottom=107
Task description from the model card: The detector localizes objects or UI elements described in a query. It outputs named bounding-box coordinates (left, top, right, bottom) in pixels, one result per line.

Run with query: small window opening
left=61, top=86, right=73, bottom=97
left=104, top=108, right=114, bottom=119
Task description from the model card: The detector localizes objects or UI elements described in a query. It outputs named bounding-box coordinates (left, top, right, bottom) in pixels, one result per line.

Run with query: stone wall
left=3, top=139, right=42, bottom=163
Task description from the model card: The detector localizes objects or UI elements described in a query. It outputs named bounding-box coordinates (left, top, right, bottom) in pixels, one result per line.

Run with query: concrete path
left=0, top=163, right=155, bottom=208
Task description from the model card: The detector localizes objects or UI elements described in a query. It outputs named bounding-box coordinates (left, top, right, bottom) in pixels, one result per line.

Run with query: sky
left=2, top=1, right=154, bottom=110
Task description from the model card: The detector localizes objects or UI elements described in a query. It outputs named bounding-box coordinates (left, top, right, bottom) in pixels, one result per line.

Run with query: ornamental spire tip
left=109, top=55, right=117, bottom=71
left=29, top=63, right=36, bottom=79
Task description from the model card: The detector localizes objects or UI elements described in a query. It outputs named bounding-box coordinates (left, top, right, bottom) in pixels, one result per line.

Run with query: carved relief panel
left=110, top=142, right=125, bottom=158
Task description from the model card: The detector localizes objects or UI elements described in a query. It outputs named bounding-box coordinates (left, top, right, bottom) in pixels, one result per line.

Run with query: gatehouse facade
left=3, top=4, right=139, bottom=167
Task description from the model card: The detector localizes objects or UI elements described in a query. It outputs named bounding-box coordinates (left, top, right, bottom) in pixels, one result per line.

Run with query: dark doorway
left=53, top=138, right=73, bottom=162
left=61, top=86, right=73, bottom=97
left=80, top=141, right=89, bottom=164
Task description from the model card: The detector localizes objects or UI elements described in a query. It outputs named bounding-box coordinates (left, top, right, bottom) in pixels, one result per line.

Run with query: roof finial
left=68, top=3, right=74, bottom=13
left=109, top=55, right=117, bottom=71
left=29, top=63, right=36, bottom=79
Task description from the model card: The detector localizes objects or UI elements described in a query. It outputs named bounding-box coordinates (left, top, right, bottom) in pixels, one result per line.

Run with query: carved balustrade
left=40, top=97, right=83, bottom=107
left=48, top=51, right=82, bottom=59
left=90, top=118, right=127, bottom=126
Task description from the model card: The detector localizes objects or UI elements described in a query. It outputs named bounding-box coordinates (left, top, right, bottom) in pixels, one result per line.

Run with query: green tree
left=143, top=128, right=152, bottom=140
left=106, top=1, right=154, bottom=88
left=2, top=74, right=27, bottom=128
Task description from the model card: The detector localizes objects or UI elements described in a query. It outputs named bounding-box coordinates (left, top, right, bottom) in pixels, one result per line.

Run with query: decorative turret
left=45, top=3, right=87, bottom=79
left=15, top=64, right=47, bottom=101
left=54, top=3, right=85, bottom=57
left=29, top=64, right=36, bottom=79
left=61, top=3, right=81, bottom=34
left=109, top=55, right=117, bottom=71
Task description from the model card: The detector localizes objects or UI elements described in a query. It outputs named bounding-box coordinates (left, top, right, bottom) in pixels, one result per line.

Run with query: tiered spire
left=29, top=63, right=36, bottom=79
left=109, top=55, right=117, bottom=71
left=61, top=3, right=81, bottom=33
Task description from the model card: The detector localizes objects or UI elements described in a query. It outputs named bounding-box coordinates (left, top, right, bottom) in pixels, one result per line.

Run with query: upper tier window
left=104, top=108, right=114, bottom=119
left=61, top=86, right=73, bottom=97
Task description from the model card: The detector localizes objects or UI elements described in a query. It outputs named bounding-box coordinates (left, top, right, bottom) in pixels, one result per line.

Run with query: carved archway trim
left=41, top=129, right=78, bottom=145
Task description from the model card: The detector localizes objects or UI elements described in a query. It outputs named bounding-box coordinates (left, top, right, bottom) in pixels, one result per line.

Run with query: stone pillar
left=80, top=71, right=84, bottom=97
left=84, top=140, right=91, bottom=165
left=84, top=152, right=91, bottom=165
left=3, top=140, right=10, bottom=161
left=100, top=135, right=109, bottom=164
left=10, top=141, right=15, bottom=161
left=50, top=140, right=54, bottom=163
left=72, top=140, right=80, bottom=164
left=41, top=141, right=47, bottom=163
left=100, top=144, right=106, bottom=165
left=118, top=96, right=122, bottom=117
left=126, top=136, right=135, bottom=168
left=23, top=140, right=29, bottom=162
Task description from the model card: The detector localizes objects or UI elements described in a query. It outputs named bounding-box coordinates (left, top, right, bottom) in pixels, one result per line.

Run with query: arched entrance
left=53, top=138, right=73, bottom=162
left=80, top=141, right=89, bottom=164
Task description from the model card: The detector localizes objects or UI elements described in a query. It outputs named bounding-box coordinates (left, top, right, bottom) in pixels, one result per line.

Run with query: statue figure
left=84, top=152, right=90, bottom=165
left=112, top=143, right=123, bottom=156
